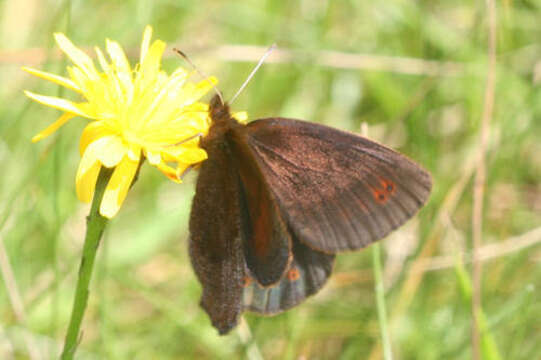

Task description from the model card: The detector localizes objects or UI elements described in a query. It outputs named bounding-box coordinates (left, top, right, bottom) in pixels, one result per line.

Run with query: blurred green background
left=1, top=0, right=540, bottom=359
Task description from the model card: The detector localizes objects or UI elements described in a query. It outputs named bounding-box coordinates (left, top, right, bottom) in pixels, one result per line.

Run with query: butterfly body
left=189, top=95, right=432, bottom=334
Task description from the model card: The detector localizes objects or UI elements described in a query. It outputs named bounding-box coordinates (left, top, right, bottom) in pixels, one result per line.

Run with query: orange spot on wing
left=242, top=276, right=253, bottom=287
left=287, top=267, right=300, bottom=281
left=372, top=178, right=396, bottom=203
left=372, top=188, right=388, bottom=203
left=380, top=178, right=396, bottom=195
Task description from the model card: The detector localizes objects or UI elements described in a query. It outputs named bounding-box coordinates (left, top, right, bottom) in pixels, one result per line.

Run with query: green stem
left=60, top=167, right=113, bottom=360
left=52, top=3, right=72, bottom=350
left=372, top=243, right=393, bottom=360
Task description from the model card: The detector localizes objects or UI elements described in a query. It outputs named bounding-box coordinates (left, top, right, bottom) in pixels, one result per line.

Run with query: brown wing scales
left=244, top=117, right=432, bottom=253
left=190, top=112, right=431, bottom=334
left=189, top=142, right=246, bottom=335
left=228, top=129, right=292, bottom=287
left=243, top=234, right=335, bottom=314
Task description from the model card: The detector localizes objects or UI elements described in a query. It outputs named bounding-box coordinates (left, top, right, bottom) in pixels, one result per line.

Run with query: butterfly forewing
left=189, top=138, right=246, bottom=335
left=243, top=118, right=432, bottom=253
left=228, top=129, right=292, bottom=287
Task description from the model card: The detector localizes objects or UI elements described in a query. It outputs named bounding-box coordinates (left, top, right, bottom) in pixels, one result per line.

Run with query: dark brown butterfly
left=189, top=94, right=432, bottom=335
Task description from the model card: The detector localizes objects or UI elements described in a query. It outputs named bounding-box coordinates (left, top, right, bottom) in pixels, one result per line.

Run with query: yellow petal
left=78, top=136, right=126, bottom=183
left=80, top=121, right=113, bottom=155
left=179, top=147, right=208, bottom=164
left=75, top=160, right=101, bottom=203
left=32, top=112, right=76, bottom=142
left=141, top=39, right=166, bottom=73
left=54, top=33, right=99, bottom=80
left=145, top=150, right=161, bottom=165
left=170, top=67, right=189, bottom=79
left=162, top=146, right=208, bottom=164
left=156, top=161, right=183, bottom=183
left=94, top=47, right=111, bottom=73
left=140, top=25, right=153, bottom=63
left=24, top=90, right=92, bottom=118
left=92, top=135, right=127, bottom=168
left=22, top=66, right=81, bottom=92
left=233, top=111, right=248, bottom=123
left=100, top=157, right=139, bottom=218
left=178, top=76, right=218, bottom=106
left=140, top=126, right=202, bottom=145
left=77, top=140, right=102, bottom=180
left=106, top=39, right=132, bottom=92
left=135, top=39, right=166, bottom=92
left=126, top=143, right=141, bottom=161
left=138, top=68, right=188, bottom=126
left=66, top=66, right=88, bottom=93
left=178, top=102, right=211, bottom=129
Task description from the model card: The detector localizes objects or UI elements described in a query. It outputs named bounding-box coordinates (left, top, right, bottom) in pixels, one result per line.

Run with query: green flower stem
left=372, top=243, right=393, bottom=360
left=60, top=166, right=113, bottom=360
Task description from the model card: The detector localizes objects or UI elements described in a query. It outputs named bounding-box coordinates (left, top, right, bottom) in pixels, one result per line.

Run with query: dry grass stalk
left=471, top=0, right=497, bottom=358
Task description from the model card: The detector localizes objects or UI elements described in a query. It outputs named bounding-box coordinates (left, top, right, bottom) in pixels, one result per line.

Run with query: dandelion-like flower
left=24, top=26, right=216, bottom=218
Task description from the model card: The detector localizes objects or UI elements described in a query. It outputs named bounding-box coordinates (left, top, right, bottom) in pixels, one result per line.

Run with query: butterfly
left=188, top=94, right=432, bottom=335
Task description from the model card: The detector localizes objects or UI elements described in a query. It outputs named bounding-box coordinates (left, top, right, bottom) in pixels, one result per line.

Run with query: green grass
left=1, top=0, right=540, bottom=359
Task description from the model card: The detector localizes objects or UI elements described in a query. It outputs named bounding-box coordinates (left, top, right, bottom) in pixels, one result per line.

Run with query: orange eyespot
left=380, top=178, right=396, bottom=194
left=287, top=268, right=300, bottom=281
left=242, top=276, right=253, bottom=287
left=373, top=178, right=396, bottom=203
left=372, top=188, right=388, bottom=203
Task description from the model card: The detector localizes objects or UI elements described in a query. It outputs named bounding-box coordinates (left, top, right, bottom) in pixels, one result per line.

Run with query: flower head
left=24, top=26, right=216, bottom=218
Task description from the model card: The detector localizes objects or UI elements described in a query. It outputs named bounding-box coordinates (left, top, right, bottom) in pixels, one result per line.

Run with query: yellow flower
left=24, top=26, right=216, bottom=218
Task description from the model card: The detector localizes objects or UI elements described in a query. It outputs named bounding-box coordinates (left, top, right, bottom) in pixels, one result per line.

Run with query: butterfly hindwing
left=243, top=233, right=335, bottom=314
left=243, top=118, right=432, bottom=253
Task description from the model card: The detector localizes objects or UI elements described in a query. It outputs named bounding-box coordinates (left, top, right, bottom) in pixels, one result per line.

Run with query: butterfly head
left=209, top=94, right=233, bottom=125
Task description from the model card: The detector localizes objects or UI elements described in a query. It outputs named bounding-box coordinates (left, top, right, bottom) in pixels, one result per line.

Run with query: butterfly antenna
left=229, top=43, right=277, bottom=105
left=173, top=48, right=224, bottom=105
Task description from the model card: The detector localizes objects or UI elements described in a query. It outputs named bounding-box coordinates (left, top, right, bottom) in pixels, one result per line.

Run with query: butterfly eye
left=287, top=267, right=301, bottom=281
